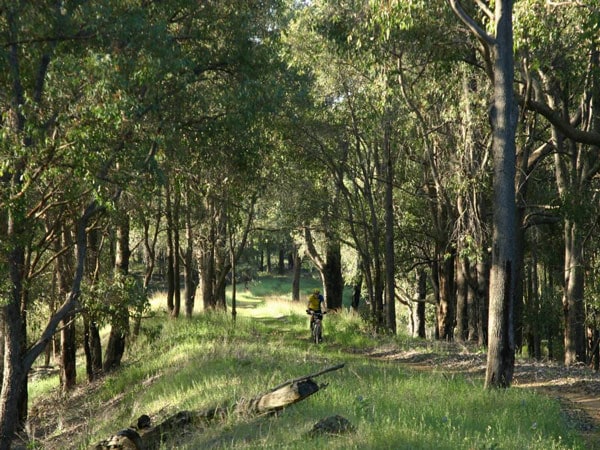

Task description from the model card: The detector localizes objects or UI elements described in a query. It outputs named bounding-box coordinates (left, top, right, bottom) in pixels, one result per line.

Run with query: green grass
left=29, top=274, right=585, bottom=449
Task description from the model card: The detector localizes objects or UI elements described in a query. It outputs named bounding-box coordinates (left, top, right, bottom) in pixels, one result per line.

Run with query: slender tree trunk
left=563, top=220, right=586, bottom=365
left=467, top=261, right=478, bottom=342
left=476, top=257, right=489, bottom=347
left=137, top=206, right=161, bottom=334
left=165, top=182, right=175, bottom=313
left=278, top=247, right=285, bottom=275
left=436, top=248, right=456, bottom=341
left=230, top=231, right=237, bottom=321
left=172, top=183, right=182, bottom=317
left=415, top=269, right=427, bottom=338
left=292, top=246, right=301, bottom=302
left=184, top=192, right=197, bottom=317
left=104, top=213, right=130, bottom=372
left=84, top=227, right=103, bottom=379
left=456, top=257, right=469, bottom=341
left=384, top=121, right=396, bottom=333
left=201, top=244, right=216, bottom=309
left=351, top=269, right=362, bottom=311
left=57, top=227, right=77, bottom=392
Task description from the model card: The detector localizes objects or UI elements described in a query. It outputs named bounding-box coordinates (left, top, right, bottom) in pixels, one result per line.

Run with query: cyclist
left=306, top=288, right=326, bottom=330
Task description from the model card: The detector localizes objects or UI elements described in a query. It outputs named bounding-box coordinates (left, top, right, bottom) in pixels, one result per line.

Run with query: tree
left=449, top=0, right=518, bottom=388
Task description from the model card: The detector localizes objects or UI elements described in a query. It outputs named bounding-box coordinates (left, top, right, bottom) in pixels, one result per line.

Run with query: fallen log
left=91, top=363, right=345, bottom=450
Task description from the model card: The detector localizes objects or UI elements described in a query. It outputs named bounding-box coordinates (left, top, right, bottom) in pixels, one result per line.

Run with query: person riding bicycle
left=307, top=288, right=326, bottom=329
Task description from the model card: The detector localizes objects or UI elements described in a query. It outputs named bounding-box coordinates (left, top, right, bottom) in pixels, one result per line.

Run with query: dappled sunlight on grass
left=237, top=296, right=306, bottom=320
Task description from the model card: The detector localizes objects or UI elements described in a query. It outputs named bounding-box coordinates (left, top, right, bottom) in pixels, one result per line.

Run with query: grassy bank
left=29, top=275, right=585, bottom=449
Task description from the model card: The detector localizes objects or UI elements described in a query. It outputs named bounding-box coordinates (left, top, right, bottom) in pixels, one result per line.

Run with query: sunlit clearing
left=236, top=295, right=306, bottom=319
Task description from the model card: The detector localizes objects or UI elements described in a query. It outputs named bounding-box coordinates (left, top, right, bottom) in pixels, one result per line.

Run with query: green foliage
left=82, top=273, right=150, bottom=329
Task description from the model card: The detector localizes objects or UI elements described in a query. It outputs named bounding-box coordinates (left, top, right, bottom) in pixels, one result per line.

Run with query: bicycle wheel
left=313, top=321, right=322, bottom=344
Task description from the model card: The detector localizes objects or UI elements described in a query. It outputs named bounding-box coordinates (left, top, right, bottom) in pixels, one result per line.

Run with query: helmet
left=313, top=288, right=320, bottom=294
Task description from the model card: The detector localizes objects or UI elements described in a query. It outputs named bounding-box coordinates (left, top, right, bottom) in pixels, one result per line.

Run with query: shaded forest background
left=2, top=0, right=600, bottom=448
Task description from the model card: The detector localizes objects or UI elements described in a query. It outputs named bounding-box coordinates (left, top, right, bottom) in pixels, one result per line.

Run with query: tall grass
left=29, top=275, right=585, bottom=449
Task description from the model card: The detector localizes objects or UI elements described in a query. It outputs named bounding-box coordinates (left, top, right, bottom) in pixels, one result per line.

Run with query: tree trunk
left=383, top=121, right=396, bottom=333
left=467, top=261, right=478, bottom=342
left=56, top=226, right=77, bottom=392
left=450, top=0, right=518, bottom=391
left=323, top=239, right=343, bottom=310
left=415, top=269, right=427, bottom=338
left=563, top=219, right=586, bottom=365
left=292, top=245, right=301, bottom=301
left=484, top=0, right=518, bottom=388
left=476, top=257, right=489, bottom=346
left=172, top=184, right=182, bottom=317
left=436, top=247, right=456, bottom=341
left=456, top=257, right=469, bottom=341
left=104, top=213, right=130, bottom=372
left=278, top=246, right=285, bottom=275
left=351, top=267, right=362, bottom=311
left=84, top=227, right=104, bottom=380
left=303, top=227, right=344, bottom=311
left=0, top=300, right=26, bottom=450
left=184, top=192, right=197, bottom=318
left=165, top=181, right=175, bottom=313
left=201, top=241, right=216, bottom=310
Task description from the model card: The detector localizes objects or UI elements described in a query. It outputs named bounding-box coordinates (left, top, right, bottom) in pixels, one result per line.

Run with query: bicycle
left=307, top=310, right=326, bottom=344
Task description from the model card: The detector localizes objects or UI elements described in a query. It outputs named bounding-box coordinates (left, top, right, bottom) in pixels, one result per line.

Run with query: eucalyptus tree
left=448, top=0, right=519, bottom=388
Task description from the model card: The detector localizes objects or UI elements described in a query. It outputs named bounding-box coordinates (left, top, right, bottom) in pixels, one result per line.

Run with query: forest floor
left=22, top=338, right=600, bottom=449
left=364, top=341, right=600, bottom=449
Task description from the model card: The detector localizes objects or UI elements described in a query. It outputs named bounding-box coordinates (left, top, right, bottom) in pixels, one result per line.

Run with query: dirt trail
left=366, top=344, right=600, bottom=449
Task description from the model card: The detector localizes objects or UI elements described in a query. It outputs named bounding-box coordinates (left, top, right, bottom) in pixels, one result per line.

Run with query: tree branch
left=519, top=96, right=600, bottom=146
left=23, top=200, right=104, bottom=369
left=447, top=0, right=495, bottom=46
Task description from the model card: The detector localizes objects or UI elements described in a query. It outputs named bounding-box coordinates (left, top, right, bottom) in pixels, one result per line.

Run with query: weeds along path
left=363, top=342, right=600, bottom=449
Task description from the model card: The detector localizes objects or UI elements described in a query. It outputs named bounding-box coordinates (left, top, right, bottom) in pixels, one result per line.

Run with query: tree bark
left=563, top=219, right=586, bottom=365
left=172, top=183, right=182, bottom=317
left=57, top=226, right=77, bottom=392
left=484, top=0, right=518, bottom=388
left=184, top=191, right=197, bottom=318
left=436, top=248, right=456, bottom=341
left=449, top=0, right=518, bottom=387
left=415, top=269, right=427, bottom=338
left=456, top=256, right=469, bottom=342
left=84, top=228, right=104, bottom=379
left=165, top=181, right=176, bottom=313
left=383, top=120, right=396, bottom=333
left=104, top=212, right=130, bottom=372
left=292, top=245, right=301, bottom=302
